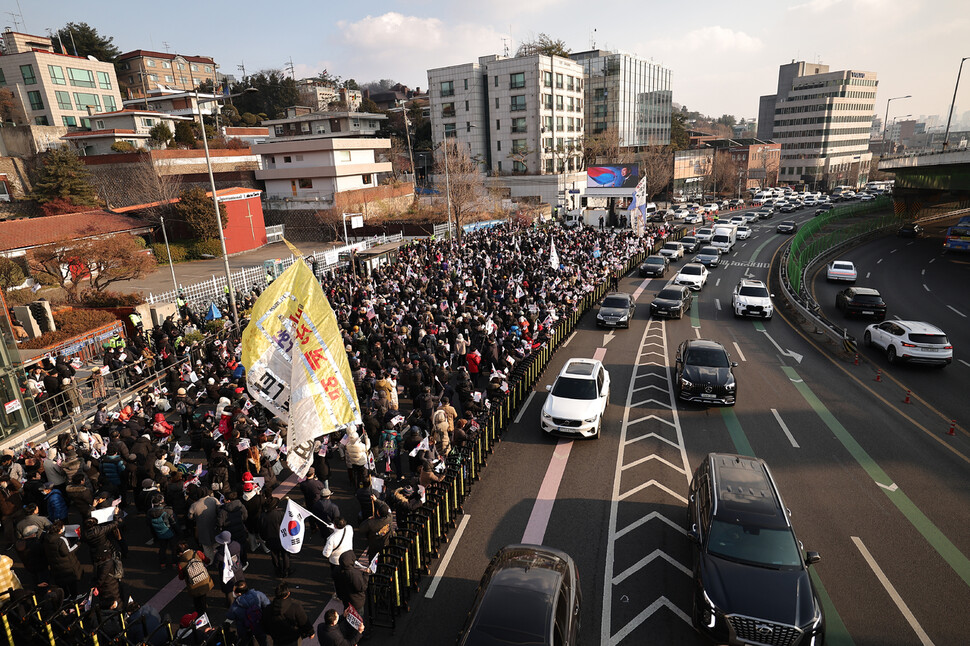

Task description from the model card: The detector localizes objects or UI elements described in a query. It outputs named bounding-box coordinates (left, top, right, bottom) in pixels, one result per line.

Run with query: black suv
left=675, top=339, right=737, bottom=405
left=687, top=454, right=824, bottom=646
left=835, top=287, right=886, bottom=320
left=457, top=544, right=581, bottom=646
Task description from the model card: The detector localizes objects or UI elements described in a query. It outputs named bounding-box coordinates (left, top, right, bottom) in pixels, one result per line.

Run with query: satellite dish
left=87, top=55, right=99, bottom=62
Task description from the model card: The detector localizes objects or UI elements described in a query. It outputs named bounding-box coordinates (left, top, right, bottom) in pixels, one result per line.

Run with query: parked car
left=735, top=225, right=752, bottom=240
left=729, top=199, right=745, bottom=208
left=540, top=358, right=610, bottom=439
left=731, top=278, right=773, bottom=319
left=859, top=193, right=875, bottom=202
left=638, top=254, right=670, bottom=278
left=659, top=242, right=685, bottom=261
left=836, top=287, right=886, bottom=320
left=864, top=320, right=952, bottom=366
left=596, top=292, right=636, bottom=328
left=826, top=260, right=857, bottom=282
left=703, top=203, right=720, bottom=215
left=674, top=263, right=710, bottom=290
left=675, top=339, right=737, bottom=405
left=776, top=221, right=798, bottom=234
left=457, top=544, right=582, bottom=646
left=650, top=285, right=693, bottom=319
left=693, top=246, right=721, bottom=269
left=897, top=222, right=923, bottom=238
left=687, top=454, right=824, bottom=644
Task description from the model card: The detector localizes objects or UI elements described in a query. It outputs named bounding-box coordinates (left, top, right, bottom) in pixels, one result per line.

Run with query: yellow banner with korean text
left=241, top=241, right=360, bottom=478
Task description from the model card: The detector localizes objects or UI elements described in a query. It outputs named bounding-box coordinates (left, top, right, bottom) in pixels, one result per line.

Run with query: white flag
left=515, top=285, right=525, bottom=299
left=549, top=239, right=560, bottom=270
left=221, top=542, right=233, bottom=584
left=409, top=436, right=430, bottom=457
left=280, top=499, right=312, bottom=554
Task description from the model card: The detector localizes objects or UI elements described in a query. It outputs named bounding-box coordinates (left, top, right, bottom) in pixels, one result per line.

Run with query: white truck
left=711, top=223, right=738, bottom=254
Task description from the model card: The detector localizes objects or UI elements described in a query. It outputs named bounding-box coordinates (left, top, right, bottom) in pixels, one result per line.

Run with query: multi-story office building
left=0, top=30, right=123, bottom=127
left=428, top=53, right=586, bottom=177
left=569, top=50, right=671, bottom=148
left=116, top=50, right=217, bottom=99
left=758, top=61, right=877, bottom=189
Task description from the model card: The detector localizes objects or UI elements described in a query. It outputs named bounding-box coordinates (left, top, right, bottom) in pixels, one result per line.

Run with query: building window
left=512, top=117, right=526, bottom=133
left=544, top=116, right=553, bottom=131
left=301, top=122, right=310, bottom=133
left=545, top=159, right=554, bottom=172
left=162, top=61, right=171, bottom=69
left=191, top=64, right=199, bottom=72
left=440, top=80, right=454, bottom=97
left=274, top=125, right=284, bottom=136
left=497, top=141, right=502, bottom=151
left=177, top=62, right=186, bottom=70
left=142, top=118, right=155, bottom=127
left=510, top=95, right=526, bottom=112
left=148, top=74, right=158, bottom=82
left=543, top=71, right=552, bottom=87
left=594, top=88, right=608, bottom=102
left=204, top=65, right=213, bottom=73
left=495, top=97, right=499, bottom=109
left=338, top=150, right=351, bottom=162
left=494, top=76, right=498, bottom=87
left=146, top=59, right=156, bottom=67
left=48, top=65, right=66, bottom=85
left=68, top=68, right=96, bottom=88
left=464, top=100, right=469, bottom=111
left=34, top=116, right=49, bottom=126
left=464, top=78, right=468, bottom=90
left=20, top=64, right=37, bottom=85
left=62, top=116, right=77, bottom=126
left=442, top=102, right=455, bottom=118
left=165, top=75, right=174, bottom=83
left=495, top=119, right=500, bottom=130
left=299, top=178, right=312, bottom=189
left=362, top=173, right=372, bottom=184
left=497, top=161, right=502, bottom=172
left=103, top=95, right=117, bottom=111
left=567, top=117, right=574, bottom=131
left=555, top=73, right=563, bottom=89
left=556, top=96, right=564, bottom=111
left=73, top=92, right=101, bottom=111
left=444, top=123, right=456, bottom=138
left=128, top=76, right=134, bottom=84
left=466, top=122, right=472, bottom=132
left=512, top=139, right=528, bottom=154
left=593, top=105, right=607, bottom=118
left=567, top=76, right=574, bottom=91
left=556, top=117, right=564, bottom=131
left=95, top=119, right=105, bottom=129
left=27, top=91, right=44, bottom=111
left=283, top=156, right=292, bottom=163
left=543, top=94, right=553, bottom=110
left=55, top=91, right=72, bottom=110
left=510, top=72, right=525, bottom=89
left=568, top=97, right=575, bottom=112
left=513, top=160, right=527, bottom=172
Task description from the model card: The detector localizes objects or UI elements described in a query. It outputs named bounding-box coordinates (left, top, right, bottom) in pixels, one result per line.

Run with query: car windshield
left=551, top=377, right=598, bottom=400
left=644, top=257, right=664, bottom=265
left=707, top=519, right=803, bottom=568
left=602, top=296, right=629, bottom=308
left=832, top=262, right=854, bottom=270
left=686, top=347, right=729, bottom=367
left=663, top=243, right=679, bottom=250
left=657, top=288, right=683, bottom=300
left=681, top=265, right=703, bottom=276
left=699, top=247, right=718, bottom=255
left=698, top=229, right=712, bottom=235
left=853, top=294, right=883, bottom=304
left=910, top=333, right=948, bottom=345
left=739, top=286, right=769, bottom=297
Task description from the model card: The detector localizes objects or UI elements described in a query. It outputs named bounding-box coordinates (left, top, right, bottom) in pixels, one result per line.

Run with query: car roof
left=708, top=453, right=787, bottom=527
left=737, top=278, right=766, bottom=288
left=686, top=338, right=727, bottom=352
left=848, top=287, right=880, bottom=295
left=680, top=263, right=705, bottom=271
left=562, top=358, right=601, bottom=378
left=891, top=320, right=946, bottom=334
left=603, top=292, right=631, bottom=301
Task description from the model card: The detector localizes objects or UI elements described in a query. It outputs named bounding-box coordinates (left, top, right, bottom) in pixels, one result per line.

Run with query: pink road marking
left=521, top=348, right=606, bottom=545
left=632, top=278, right=651, bottom=301
left=145, top=470, right=302, bottom=611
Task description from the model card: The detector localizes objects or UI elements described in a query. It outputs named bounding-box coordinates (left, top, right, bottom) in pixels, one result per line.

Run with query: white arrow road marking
left=604, top=330, right=617, bottom=345
left=929, top=257, right=936, bottom=263
left=877, top=482, right=899, bottom=492
left=758, top=328, right=803, bottom=363
left=851, top=536, right=936, bottom=646
left=921, top=269, right=926, bottom=276
left=771, top=408, right=799, bottom=448
left=877, top=258, right=883, bottom=264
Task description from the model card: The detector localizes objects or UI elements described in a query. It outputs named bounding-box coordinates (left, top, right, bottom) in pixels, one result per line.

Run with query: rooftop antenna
left=590, top=28, right=597, bottom=50
left=285, top=57, right=295, bottom=79
left=14, top=0, right=23, bottom=30
left=502, top=37, right=509, bottom=57
left=162, top=41, right=171, bottom=53
left=5, top=12, right=21, bottom=31
left=238, top=62, right=247, bottom=79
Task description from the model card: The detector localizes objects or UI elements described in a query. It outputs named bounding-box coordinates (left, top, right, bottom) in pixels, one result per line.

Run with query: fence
left=145, top=233, right=404, bottom=308
left=265, top=224, right=285, bottom=244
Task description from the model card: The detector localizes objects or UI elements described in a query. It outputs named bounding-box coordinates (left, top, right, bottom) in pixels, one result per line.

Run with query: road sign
left=351, top=216, right=364, bottom=229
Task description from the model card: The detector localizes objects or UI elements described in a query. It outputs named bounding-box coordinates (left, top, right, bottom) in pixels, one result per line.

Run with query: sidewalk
left=119, top=240, right=340, bottom=296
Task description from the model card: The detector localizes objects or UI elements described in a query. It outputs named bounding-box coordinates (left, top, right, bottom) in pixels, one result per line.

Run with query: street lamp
left=882, top=95, right=911, bottom=156
left=943, top=57, right=970, bottom=151
left=888, top=114, right=912, bottom=151
left=385, top=107, right=416, bottom=190
left=194, top=86, right=258, bottom=326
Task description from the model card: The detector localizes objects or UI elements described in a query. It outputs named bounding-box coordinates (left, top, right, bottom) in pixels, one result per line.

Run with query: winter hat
left=179, top=612, right=199, bottom=629
left=215, top=531, right=231, bottom=545
left=242, top=472, right=254, bottom=492
left=177, top=388, right=186, bottom=396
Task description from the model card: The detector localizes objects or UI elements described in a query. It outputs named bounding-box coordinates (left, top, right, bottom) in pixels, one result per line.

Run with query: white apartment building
left=295, top=80, right=363, bottom=112
left=261, top=108, right=386, bottom=139
left=758, top=61, right=877, bottom=189
left=61, top=109, right=191, bottom=155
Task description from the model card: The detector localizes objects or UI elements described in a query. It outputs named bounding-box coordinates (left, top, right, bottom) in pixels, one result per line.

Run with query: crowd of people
left=1, top=221, right=654, bottom=645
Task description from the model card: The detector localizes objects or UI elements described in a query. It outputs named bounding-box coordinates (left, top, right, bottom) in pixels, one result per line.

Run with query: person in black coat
left=317, top=608, right=364, bottom=646
left=94, top=550, right=122, bottom=609
left=42, top=520, right=82, bottom=597
left=263, top=582, right=313, bottom=646
left=333, top=551, right=368, bottom=616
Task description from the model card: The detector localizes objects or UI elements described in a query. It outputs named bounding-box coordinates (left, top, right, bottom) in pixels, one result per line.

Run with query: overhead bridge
left=879, top=149, right=970, bottom=215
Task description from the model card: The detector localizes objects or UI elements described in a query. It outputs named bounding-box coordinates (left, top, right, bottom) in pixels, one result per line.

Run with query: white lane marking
left=877, top=258, right=883, bottom=264
left=514, top=391, right=536, bottom=424
left=563, top=331, right=577, bottom=347
left=851, top=536, right=936, bottom=646
left=732, top=341, right=746, bottom=362
left=866, top=272, right=871, bottom=279
left=890, top=248, right=897, bottom=254
left=715, top=278, right=721, bottom=287
left=959, top=359, right=970, bottom=369
left=715, top=299, right=722, bottom=311
left=921, top=269, right=926, bottom=276
left=425, top=515, right=471, bottom=599
left=923, top=283, right=931, bottom=292
left=929, top=257, right=936, bottom=264
left=693, top=327, right=701, bottom=339
left=770, top=408, right=800, bottom=448
left=877, top=482, right=899, bottom=492
left=947, top=305, right=966, bottom=318
left=632, top=277, right=651, bottom=301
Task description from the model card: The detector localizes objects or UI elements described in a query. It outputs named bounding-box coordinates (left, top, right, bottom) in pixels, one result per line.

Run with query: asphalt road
left=368, top=205, right=970, bottom=646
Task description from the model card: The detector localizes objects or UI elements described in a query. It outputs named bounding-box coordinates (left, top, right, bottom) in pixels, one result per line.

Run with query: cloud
left=649, top=26, right=763, bottom=54
left=788, top=0, right=845, bottom=12
left=333, top=13, right=506, bottom=86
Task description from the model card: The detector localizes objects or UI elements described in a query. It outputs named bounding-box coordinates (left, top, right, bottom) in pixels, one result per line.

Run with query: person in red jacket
left=466, top=349, right=482, bottom=388
left=152, top=413, right=174, bottom=439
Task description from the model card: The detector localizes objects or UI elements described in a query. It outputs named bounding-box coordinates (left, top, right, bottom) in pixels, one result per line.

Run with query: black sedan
left=679, top=235, right=700, bottom=253
left=675, top=339, right=737, bottom=405
left=638, top=255, right=669, bottom=278
left=650, top=285, right=693, bottom=319
left=897, top=222, right=923, bottom=238
left=776, top=221, right=798, bottom=234
left=693, top=245, right=721, bottom=269
left=779, top=203, right=799, bottom=213
left=596, top=292, right=636, bottom=328
left=835, top=287, right=886, bottom=320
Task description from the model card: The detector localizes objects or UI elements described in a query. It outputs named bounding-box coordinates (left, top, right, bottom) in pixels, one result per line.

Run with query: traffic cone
left=948, top=420, right=956, bottom=436
left=903, top=390, right=911, bottom=404
left=854, top=353, right=859, bottom=366
left=875, top=369, right=882, bottom=382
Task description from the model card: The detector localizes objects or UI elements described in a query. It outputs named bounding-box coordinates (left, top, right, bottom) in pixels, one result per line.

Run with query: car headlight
left=596, top=313, right=604, bottom=320
left=701, top=589, right=717, bottom=628
left=725, top=379, right=736, bottom=392
left=583, top=415, right=599, bottom=423
left=618, top=313, right=628, bottom=320
left=680, top=378, right=693, bottom=389
left=541, top=410, right=552, bottom=420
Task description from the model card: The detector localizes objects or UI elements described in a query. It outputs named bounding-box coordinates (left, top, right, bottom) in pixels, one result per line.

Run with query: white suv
left=863, top=320, right=952, bottom=366
left=732, top=279, right=773, bottom=319
left=541, top=358, right=611, bottom=438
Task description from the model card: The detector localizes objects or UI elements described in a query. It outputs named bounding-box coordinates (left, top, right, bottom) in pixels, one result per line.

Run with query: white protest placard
left=90, top=507, right=116, bottom=524
left=371, top=476, right=384, bottom=494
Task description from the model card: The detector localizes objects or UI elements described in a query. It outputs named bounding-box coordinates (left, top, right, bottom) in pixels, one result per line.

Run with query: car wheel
left=863, top=330, right=872, bottom=346
left=887, top=345, right=898, bottom=364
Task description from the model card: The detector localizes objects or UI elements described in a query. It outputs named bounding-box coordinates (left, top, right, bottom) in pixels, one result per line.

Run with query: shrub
left=150, top=242, right=188, bottom=264
left=79, top=290, right=145, bottom=307
left=0, top=257, right=25, bottom=289
left=205, top=319, right=226, bottom=334
left=110, top=141, right=138, bottom=153
left=4, top=287, right=36, bottom=306
left=19, top=308, right=118, bottom=349
left=33, top=271, right=62, bottom=286
left=184, top=330, right=204, bottom=345
left=192, top=238, right=224, bottom=258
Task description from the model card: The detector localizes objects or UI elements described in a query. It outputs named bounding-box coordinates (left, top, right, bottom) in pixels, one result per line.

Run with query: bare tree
left=710, top=153, right=738, bottom=197
left=582, top=126, right=620, bottom=168
left=29, top=235, right=156, bottom=303
left=635, top=146, right=674, bottom=201
left=129, top=155, right=183, bottom=223
left=434, top=143, right=486, bottom=237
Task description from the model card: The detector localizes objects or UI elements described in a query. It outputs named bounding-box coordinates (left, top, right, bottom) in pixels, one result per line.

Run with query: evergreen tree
left=52, top=22, right=121, bottom=62
left=148, top=122, right=173, bottom=148
left=32, top=148, right=100, bottom=207
left=174, top=187, right=228, bottom=240
left=174, top=121, right=197, bottom=147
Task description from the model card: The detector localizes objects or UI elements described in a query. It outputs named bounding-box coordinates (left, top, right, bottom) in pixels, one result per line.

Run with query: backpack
left=111, top=554, right=125, bottom=580
left=242, top=597, right=264, bottom=633
left=150, top=509, right=175, bottom=540
left=176, top=400, right=188, bottom=414
left=184, top=557, right=211, bottom=592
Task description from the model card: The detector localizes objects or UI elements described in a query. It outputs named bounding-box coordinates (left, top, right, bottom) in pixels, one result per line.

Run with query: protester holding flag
left=214, top=531, right=244, bottom=607
left=322, top=517, right=354, bottom=576
left=258, top=496, right=290, bottom=578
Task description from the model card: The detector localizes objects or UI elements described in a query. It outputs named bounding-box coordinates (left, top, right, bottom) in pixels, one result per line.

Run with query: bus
left=943, top=216, right=970, bottom=252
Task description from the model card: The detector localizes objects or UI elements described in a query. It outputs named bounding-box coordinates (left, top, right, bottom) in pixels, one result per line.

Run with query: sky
left=11, top=0, right=970, bottom=125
